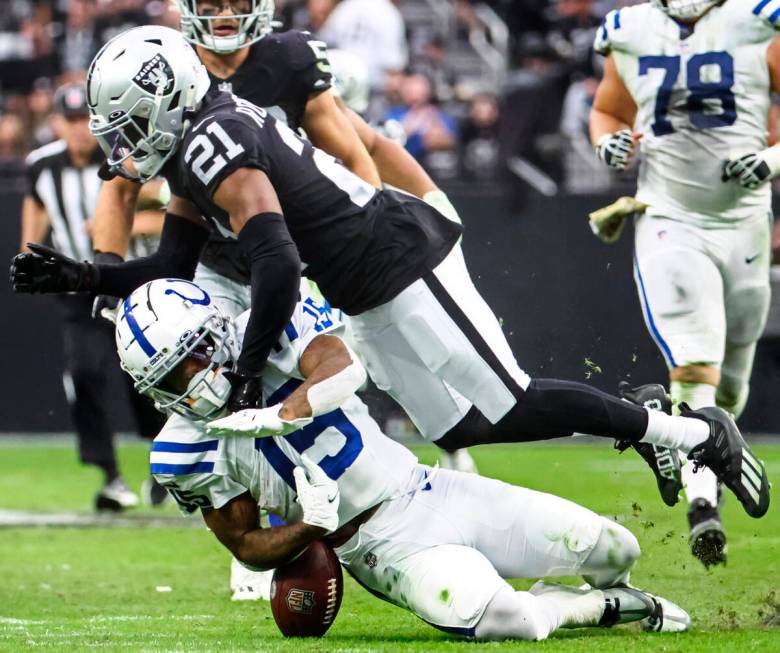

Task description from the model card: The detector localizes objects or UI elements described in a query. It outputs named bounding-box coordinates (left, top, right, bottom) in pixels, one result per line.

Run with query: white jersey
left=150, top=285, right=418, bottom=526
left=595, top=0, right=778, bottom=227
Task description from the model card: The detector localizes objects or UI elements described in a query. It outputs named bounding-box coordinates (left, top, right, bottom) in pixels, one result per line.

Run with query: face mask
left=184, top=366, right=233, bottom=419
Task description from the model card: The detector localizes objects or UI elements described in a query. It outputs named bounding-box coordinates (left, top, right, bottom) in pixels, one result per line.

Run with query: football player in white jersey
left=589, top=0, right=780, bottom=566
left=117, top=278, right=691, bottom=640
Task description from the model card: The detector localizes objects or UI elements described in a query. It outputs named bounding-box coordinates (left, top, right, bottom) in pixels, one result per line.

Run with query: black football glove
left=227, top=373, right=264, bottom=413
left=722, top=153, right=772, bottom=189
left=91, top=251, right=124, bottom=320
left=10, top=243, right=97, bottom=294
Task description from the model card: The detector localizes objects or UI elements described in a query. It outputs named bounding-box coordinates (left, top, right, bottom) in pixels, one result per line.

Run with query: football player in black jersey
left=91, top=0, right=449, bottom=288
left=11, top=27, right=771, bottom=525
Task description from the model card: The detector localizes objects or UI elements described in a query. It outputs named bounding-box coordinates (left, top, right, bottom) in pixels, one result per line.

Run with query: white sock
left=669, top=381, right=720, bottom=505
left=641, top=409, right=709, bottom=454
left=670, top=380, right=716, bottom=413
left=682, top=462, right=719, bottom=506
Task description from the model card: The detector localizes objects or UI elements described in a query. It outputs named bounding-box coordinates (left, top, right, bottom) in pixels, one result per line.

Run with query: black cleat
left=683, top=404, right=770, bottom=518
left=616, top=382, right=682, bottom=507
left=687, top=498, right=727, bottom=568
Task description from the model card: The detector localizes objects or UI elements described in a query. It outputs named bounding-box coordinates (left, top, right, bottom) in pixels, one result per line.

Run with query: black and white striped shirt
left=25, top=141, right=157, bottom=260
left=26, top=140, right=101, bottom=262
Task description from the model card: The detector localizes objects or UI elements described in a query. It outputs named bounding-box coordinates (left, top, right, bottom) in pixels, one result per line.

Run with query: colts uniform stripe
left=150, top=461, right=215, bottom=475
left=151, top=440, right=219, bottom=453
left=754, top=0, right=773, bottom=15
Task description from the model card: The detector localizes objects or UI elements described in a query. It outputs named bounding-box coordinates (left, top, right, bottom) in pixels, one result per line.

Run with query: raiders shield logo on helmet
left=133, top=54, right=175, bottom=95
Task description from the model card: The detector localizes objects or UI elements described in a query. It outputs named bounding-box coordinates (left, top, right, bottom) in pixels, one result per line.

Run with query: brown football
left=270, top=540, right=344, bottom=637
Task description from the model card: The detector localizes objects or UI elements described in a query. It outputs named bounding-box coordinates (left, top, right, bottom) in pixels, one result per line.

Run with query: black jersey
left=164, top=92, right=462, bottom=314
left=199, top=30, right=331, bottom=283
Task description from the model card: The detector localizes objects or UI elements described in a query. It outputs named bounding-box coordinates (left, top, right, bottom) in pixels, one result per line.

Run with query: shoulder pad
left=594, top=4, right=661, bottom=56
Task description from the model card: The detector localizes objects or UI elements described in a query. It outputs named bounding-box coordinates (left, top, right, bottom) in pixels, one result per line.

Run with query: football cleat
left=687, top=498, right=727, bottom=568
left=230, top=557, right=272, bottom=601
left=440, top=448, right=478, bottom=474
left=640, top=593, right=692, bottom=633
left=95, top=477, right=139, bottom=512
left=141, top=477, right=171, bottom=508
left=600, top=585, right=690, bottom=632
left=616, top=382, right=683, bottom=506
left=682, top=404, right=770, bottom=518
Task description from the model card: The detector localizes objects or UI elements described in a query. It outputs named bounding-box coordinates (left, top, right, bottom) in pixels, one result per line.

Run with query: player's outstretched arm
left=589, top=55, right=640, bottom=171
left=212, top=168, right=301, bottom=404
left=10, top=195, right=209, bottom=296
left=203, top=491, right=328, bottom=570
left=302, top=90, right=382, bottom=188
left=92, top=176, right=142, bottom=258
left=206, top=334, right=367, bottom=438
left=339, top=98, right=436, bottom=197
left=723, top=37, right=780, bottom=189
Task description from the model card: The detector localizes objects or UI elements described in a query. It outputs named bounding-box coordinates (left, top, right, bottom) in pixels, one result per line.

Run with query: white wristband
left=306, top=344, right=367, bottom=416
left=760, top=144, right=780, bottom=177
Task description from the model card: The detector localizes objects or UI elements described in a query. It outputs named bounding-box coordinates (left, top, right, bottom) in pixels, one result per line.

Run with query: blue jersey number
left=255, top=380, right=363, bottom=488
left=639, top=51, right=737, bottom=136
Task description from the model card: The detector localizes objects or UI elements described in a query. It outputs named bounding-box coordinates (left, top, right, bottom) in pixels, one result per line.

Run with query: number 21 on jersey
left=639, top=51, right=736, bottom=136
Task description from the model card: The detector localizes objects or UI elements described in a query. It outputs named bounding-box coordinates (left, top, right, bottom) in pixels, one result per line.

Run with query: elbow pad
left=306, top=344, right=368, bottom=416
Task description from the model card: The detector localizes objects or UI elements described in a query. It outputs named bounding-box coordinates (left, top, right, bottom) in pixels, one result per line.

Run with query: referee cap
left=54, top=84, right=90, bottom=117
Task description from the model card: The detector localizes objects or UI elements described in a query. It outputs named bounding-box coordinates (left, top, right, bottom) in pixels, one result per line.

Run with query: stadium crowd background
left=1, top=0, right=742, bottom=194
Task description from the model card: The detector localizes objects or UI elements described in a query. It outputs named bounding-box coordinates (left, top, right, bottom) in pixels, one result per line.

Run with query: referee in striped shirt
left=20, top=83, right=164, bottom=510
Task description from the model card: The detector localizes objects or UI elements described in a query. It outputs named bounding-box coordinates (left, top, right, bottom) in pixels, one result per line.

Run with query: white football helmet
left=86, top=25, right=210, bottom=182
left=651, top=0, right=722, bottom=21
left=116, top=279, right=238, bottom=421
left=178, top=0, right=277, bottom=54
left=328, top=48, right=370, bottom=115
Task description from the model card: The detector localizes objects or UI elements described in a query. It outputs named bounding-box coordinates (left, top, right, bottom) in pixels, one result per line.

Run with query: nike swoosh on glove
left=293, top=455, right=340, bottom=532
left=722, top=153, right=772, bottom=189
left=206, top=405, right=313, bottom=438
left=596, top=129, right=636, bottom=171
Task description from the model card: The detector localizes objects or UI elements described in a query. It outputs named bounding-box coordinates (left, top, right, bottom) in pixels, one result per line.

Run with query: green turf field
left=1, top=439, right=778, bottom=651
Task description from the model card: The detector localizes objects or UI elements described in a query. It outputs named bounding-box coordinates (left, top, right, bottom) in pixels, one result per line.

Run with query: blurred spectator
left=0, top=111, right=26, bottom=184
left=459, top=93, right=501, bottom=181
left=55, top=0, right=97, bottom=74
left=318, top=0, right=408, bottom=89
left=385, top=73, right=457, bottom=177
left=27, top=77, right=56, bottom=147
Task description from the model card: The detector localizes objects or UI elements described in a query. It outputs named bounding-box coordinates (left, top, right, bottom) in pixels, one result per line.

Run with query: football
left=270, top=540, right=344, bottom=637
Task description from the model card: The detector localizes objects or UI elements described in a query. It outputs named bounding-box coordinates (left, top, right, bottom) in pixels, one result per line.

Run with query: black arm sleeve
left=235, top=213, right=301, bottom=377
left=94, top=213, right=210, bottom=298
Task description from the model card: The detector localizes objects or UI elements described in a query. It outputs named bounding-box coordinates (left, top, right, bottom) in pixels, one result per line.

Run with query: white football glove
left=588, top=196, right=648, bottom=243
left=293, top=455, right=340, bottom=532
left=206, top=404, right=313, bottom=438
left=596, top=129, right=637, bottom=171
left=722, top=152, right=773, bottom=189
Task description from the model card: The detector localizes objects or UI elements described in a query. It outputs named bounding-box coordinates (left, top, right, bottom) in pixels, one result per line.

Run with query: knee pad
left=725, top=284, right=770, bottom=346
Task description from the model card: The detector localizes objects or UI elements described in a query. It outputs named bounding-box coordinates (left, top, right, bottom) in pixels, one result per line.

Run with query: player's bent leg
left=717, top=341, right=757, bottom=418
left=670, top=366, right=727, bottom=567
left=347, top=244, right=530, bottom=441
left=579, top=518, right=640, bottom=588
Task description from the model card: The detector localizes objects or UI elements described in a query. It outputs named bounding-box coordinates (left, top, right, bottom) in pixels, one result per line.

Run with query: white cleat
left=641, top=594, right=691, bottom=633
left=440, top=449, right=478, bottom=474
left=230, top=557, right=273, bottom=601
left=95, top=477, right=139, bottom=511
